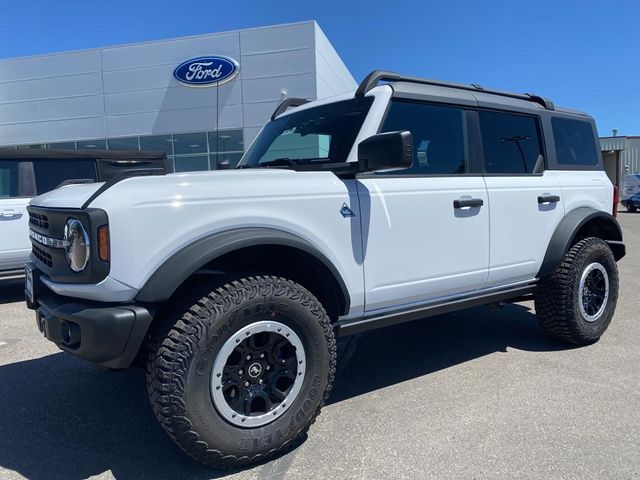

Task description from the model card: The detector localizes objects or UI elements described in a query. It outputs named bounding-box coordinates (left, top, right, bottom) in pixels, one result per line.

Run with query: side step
left=337, top=284, right=536, bottom=336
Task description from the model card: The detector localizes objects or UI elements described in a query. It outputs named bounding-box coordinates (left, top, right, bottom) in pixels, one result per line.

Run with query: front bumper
left=26, top=267, right=154, bottom=369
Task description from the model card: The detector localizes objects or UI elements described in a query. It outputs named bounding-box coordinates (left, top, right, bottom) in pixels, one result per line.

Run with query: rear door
left=479, top=110, right=565, bottom=286
left=0, top=160, right=35, bottom=272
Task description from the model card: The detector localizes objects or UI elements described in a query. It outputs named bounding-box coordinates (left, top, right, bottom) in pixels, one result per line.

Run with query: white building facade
left=0, top=21, right=356, bottom=171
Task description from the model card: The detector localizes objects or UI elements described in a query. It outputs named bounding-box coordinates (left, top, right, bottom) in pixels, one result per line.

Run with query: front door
left=357, top=100, right=489, bottom=312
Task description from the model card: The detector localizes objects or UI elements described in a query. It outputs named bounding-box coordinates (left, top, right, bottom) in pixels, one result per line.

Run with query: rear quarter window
left=33, top=159, right=97, bottom=194
left=552, top=117, right=599, bottom=166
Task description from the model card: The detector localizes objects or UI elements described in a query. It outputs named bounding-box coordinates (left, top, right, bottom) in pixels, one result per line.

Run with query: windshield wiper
left=254, top=157, right=301, bottom=168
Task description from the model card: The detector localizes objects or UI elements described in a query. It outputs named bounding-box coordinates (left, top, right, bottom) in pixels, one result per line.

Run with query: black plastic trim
left=454, top=198, right=484, bottom=209
left=135, top=228, right=351, bottom=315
left=337, top=284, right=537, bottom=336
left=26, top=206, right=110, bottom=284
left=538, top=207, right=625, bottom=278
left=538, top=195, right=560, bottom=204
left=271, top=98, right=309, bottom=120
left=35, top=292, right=154, bottom=369
left=0, top=148, right=166, bottom=160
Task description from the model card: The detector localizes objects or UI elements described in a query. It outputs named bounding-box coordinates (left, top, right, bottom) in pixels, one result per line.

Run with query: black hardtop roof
left=0, top=148, right=166, bottom=160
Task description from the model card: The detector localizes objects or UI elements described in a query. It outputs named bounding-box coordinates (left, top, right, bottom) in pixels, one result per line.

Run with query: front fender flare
left=537, top=207, right=625, bottom=278
left=135, top=227, right=350, bottom=313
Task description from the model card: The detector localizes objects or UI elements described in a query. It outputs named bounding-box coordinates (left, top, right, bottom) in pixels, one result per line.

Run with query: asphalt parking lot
left=0, top=213, right=638, bottom=480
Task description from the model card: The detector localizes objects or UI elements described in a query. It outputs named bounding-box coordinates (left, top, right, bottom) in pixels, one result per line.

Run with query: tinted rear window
left=1, top=159, right=100, bottom=197
left=33, top=159, right=97, bottom=194
left=552, top=117, right=599, bottom=166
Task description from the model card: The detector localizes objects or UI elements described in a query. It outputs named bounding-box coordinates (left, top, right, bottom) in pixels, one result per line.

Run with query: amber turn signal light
left=98, top=225, right=110, bottom=261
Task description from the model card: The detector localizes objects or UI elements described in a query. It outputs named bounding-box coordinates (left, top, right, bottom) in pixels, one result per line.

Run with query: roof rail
left=355, top=70, right=554, bottom=110
left=271, top=97, right=310, bottom=120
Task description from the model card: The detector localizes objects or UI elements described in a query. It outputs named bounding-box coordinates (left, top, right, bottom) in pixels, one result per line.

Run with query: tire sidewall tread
left=535, top=237, right=619, bottom=345
left=146, top=275, right=336, bottom=469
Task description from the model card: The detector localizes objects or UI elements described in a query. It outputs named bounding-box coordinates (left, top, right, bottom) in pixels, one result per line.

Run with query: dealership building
left=0, top=21, right=356, bottom=171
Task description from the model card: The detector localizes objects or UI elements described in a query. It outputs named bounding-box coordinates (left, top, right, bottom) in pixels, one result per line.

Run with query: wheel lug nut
left=259, top=379, right=263, bottom=384
left=260, top=353, right=265, bottom=358
left=246, top=355, right=251, bottom=360
left=266, top=365, right=271, bottom=370
left=244, top=381, right=249, bottom=387
left=238, top=370, right=243, bottom=375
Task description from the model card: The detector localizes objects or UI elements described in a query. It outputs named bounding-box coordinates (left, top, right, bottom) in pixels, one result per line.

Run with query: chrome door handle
left=0, top=209, right=23, bottom=218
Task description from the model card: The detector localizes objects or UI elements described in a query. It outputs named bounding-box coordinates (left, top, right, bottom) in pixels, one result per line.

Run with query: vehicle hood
left=28, top=168, right=342, bottom=210
left=29, top=182, right=106, bottom=209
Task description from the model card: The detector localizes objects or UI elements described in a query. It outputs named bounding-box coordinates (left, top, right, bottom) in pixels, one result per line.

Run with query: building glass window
left=173, top=132, right=207, bottom=155
left=10, top=129, right=244, bottom=173
left=46, top=142, right=76, bottom=149
left=174, top=154, right=209, bottom=172
left=107, top=137, right=140, bottom=150
left=208, top=130, right=243, bottom=153
left=76, top=139, right=107, bottom=150
left=140, top=135, right=174, bottom=156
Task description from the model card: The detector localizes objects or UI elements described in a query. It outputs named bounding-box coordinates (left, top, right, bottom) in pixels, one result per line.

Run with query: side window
left=0, top=161, right=19, bottom=198
left=0, top=160, right=36, bottom=198
left=552, top=117, right=599, bottom=166
left=479, top=111, right=543, bottom=174
left=33, top=159, right=97, bottom=194
left=379, top=101, right=468, bottom=175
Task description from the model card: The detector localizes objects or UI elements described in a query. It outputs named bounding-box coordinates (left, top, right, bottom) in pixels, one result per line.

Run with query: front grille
left=29, top=212, right=49, bottom=230
left=32, top=244, right=53, bottom=268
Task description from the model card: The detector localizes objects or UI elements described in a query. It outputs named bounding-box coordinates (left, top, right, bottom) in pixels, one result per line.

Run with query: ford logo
left=173, top=56, right=240, bottom=87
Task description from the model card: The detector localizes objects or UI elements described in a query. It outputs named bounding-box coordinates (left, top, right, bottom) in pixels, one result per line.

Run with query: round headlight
left=64, top=218, right=90, bottom=272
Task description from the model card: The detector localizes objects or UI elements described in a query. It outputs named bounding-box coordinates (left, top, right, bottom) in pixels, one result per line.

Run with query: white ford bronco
left=25, top=71, right=625, bottom=468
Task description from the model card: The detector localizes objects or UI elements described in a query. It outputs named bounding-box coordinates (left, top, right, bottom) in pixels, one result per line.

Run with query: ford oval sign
left=173, top=56, right=239, bottom=87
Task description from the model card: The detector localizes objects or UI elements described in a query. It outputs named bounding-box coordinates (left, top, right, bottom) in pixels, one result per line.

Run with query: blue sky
left=1, top=0, right=638, bottom=135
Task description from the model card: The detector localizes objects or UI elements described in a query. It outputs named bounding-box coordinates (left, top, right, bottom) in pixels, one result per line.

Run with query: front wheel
left=534, top=237, right=619, bottom=345
left=146, top=276, right=336, bottom=468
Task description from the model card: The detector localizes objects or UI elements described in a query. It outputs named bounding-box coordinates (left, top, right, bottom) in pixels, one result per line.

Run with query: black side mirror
left=358, top=131, right=413, bottom=173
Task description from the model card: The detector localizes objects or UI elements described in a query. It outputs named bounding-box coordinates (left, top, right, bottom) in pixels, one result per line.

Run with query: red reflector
left=613, top=186, right=619, bottom=217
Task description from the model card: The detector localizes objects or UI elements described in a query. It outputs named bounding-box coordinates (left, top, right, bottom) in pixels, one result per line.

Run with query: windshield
left=239, top=97, right=373, bottom=168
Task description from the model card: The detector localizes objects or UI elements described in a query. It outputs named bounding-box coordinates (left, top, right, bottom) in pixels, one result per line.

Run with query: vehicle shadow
left=0, top=278, right=25, bottom=304
left=0, top=302, right=571, bottom=479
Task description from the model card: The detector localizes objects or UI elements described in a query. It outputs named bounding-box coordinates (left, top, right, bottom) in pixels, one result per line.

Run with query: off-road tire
left=146, top=275, right=336, bottom=469
left=534, top=237, right=619, bottom=345
left=628, top=204, right=637, bottom=213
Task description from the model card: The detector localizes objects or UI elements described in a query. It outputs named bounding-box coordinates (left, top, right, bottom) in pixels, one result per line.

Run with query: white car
left=621, top=173, right=640, bottom=212
left=25, top=71, right=625, bottom=468
left=0, top=149, right=168, bottom=277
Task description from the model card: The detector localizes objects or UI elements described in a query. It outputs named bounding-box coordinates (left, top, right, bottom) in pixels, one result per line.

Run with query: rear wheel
left=146, top=276, right=336, bottom=468
left=534, top=237, right=619, bottom=345
left=628, top=203, right=637, bottom=213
